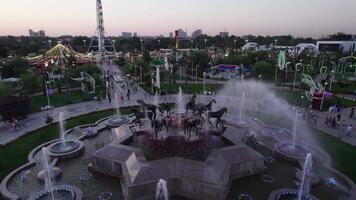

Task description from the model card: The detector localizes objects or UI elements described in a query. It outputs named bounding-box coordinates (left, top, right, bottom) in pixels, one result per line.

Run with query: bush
left=252, top=61, right=275, bottom=80
left=20, top=73, right=42, bottom=95
left=0, top=83, right=12, bottom=96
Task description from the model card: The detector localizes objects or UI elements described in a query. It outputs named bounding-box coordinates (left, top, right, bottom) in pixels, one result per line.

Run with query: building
left=192, top=29, right=202, bottom=38
left=317, top=41, right=356, bottom=54
left=175, top=29, right=187, bottom=39
left=219, top=32, right=229, bottom=38
left=29, top=29, right=46, bottom=37
left=122, top=32, right=133, bottom=38
left=133, top=32, right=138, bottom=37
left=169, top=32, right=174, bottom=38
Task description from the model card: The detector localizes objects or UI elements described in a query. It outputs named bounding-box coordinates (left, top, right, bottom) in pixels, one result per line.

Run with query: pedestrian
left=345, top=124, right=353, bottom=137
left=127, top=89, right=131, bottom=100
left=325, top=116, right=329, bottom=125
left=350, top=108, right=354, bottom=119
left=331, top=117, right=336, bottom=128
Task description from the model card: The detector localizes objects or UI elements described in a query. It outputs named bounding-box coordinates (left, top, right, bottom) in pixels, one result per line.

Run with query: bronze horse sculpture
left=193, top=99, right=216, bottom=119
left=137, top=99, right=162, bottom=119
left=186, top=94, right=197, bottom=113
left=208, top=107, right=227, bottom=128
left=151, top=118, right=168, bottom=138
left=183, top=116, right=203, bottom=137
left=130, top=108, right=145, bottom=128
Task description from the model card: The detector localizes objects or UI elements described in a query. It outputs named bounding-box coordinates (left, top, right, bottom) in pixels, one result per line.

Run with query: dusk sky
left=1, top=0, right=355, bottom=38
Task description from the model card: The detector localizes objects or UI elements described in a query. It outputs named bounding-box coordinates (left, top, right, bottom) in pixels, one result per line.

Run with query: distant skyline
left=1, top=0, right=356, bottom=38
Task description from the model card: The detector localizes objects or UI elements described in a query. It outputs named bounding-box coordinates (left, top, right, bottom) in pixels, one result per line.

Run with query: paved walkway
left=307, top=107, right=356, bottom=146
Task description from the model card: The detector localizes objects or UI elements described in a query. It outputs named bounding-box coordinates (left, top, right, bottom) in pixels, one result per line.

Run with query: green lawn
left=141, top=83, right=222, bottom=94
left=0, top=107, right=134, bottom=180
left=29, top=88, right=105, bottom=113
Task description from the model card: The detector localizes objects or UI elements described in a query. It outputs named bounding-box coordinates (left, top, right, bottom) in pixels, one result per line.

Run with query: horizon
left=1, top=0, right=356, bottom=38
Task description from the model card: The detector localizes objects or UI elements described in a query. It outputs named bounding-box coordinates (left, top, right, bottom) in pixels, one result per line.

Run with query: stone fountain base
left=105, top=115, right=131, bottom=128
left=268, top=188, right=319, bottom=200
left=273, top=142, right=309, bottom=163
left=48, top=140, right=84, bottom=159
left=30, top=185, right=83, bottom=200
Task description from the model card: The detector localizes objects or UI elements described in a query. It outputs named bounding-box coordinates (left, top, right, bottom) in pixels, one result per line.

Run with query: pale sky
left=1, top=0, right=355, bottom=37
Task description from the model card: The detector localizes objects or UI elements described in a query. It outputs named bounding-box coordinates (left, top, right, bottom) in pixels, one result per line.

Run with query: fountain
left=274, top=110, right=309, bottom=162
left=156, top=179, right=169, bottom=200
left=269, top=153, right=318, bottom=200
left=31, top=148, right=83, bottom=200
left=83, top=126, right=98, bottom=138
left=228, top=92, right=249, bottom=127
left=48, top=112, right=84, bottom=158
left=2, top=80, right=354, bottom=200
left=105, top=93, right=131, bottom=127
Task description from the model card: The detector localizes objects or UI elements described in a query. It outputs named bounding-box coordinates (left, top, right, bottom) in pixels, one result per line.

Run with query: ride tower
left=88, top=0, right=116, bottom=64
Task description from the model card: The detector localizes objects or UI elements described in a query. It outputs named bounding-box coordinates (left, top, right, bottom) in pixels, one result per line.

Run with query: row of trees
left=1, top=33, right=353, bottom=58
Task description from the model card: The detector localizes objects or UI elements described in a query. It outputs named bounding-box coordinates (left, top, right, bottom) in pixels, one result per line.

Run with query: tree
left=2, top=57, right=30, bottom=78
left=251, top=61, right=275, bottom=80
left=20, top=73, right=42, bottom=95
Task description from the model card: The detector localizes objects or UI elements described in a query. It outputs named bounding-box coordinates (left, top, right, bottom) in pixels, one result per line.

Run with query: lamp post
left=274, top=39, right=278, bottom=47
left=293, top=63, right=302, bottom=90
left=48, top=40, right=52, bottom=48
left=190, top=39, right=193, bottom=49
left=203, top=72, right=206, bottom=94
left=140, top=38, right=144, bottom=54
left=258, top=74, right=262, bottom=81
left=157, top=39, right=160, bottom=50
left=195, top=65, right=199, bottom=84
left=234, top=39, right=237, bottom=49
left=204, top=39, right=207, bottom=50
left=285, top=62, right=291, bottom=85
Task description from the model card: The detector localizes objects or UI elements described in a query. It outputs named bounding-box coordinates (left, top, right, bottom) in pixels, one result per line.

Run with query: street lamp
left=48, top=40, right=52, bottom=48
left=234, top=39, right=237, bottom=49
left=140, top=38, right=144, bottom=54
left=204, top=39, right=207, bottom=49
left=190, top=39, right=193, bottom=49
left=258, top=74, right=262, bottom=81
left=203, top=72, right=206, bottom=94
left=274, top=39, right=278, bottom=47
left=293, top=63, right=302, bottom=90
left=157, top=39, right=160, bottom=50
left=151, top=72, right=155, bottom=94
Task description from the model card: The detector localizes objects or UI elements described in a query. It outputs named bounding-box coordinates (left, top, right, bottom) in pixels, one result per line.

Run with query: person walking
left=350, top=108, right=354, bottom=119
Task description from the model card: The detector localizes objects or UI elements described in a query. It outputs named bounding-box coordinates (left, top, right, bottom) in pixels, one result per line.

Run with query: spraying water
left=239, top=92, right=245, bottom=122
left=59, top=112, right=66, bottom=147
left=41, top=147, right=55, bottom=200
left=156, top=66, right=161, bottom=89
left=176, top=87, right=185, bottom=114
left=154, top=91, right=160, bottom=106
left=115, top=93, right=121, bottom=117
left=156, top=179, right=169, bottom=200
left=292, top=110, right=298, bottom=147
left=298, top=153, right=312, bottom=200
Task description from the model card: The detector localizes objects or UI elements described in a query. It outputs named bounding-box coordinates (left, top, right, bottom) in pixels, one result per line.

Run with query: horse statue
left=137, top=99, right=162, bottom=119
left=186, top=94, right=197, bottom=113
left=208, top=107, right=227, bottom=128
left=151, top=118, right=168, bottom=138
left=193, top=99, right=216, bottom=119
left=183, top=116, right=203, bottom=137
left=130, top=108, right=145, bottom=128
left=160, top=101, right=172, bottom=116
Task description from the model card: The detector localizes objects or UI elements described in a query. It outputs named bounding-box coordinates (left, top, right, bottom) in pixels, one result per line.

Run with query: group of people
left=324, top=109, right=354, bottom=138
